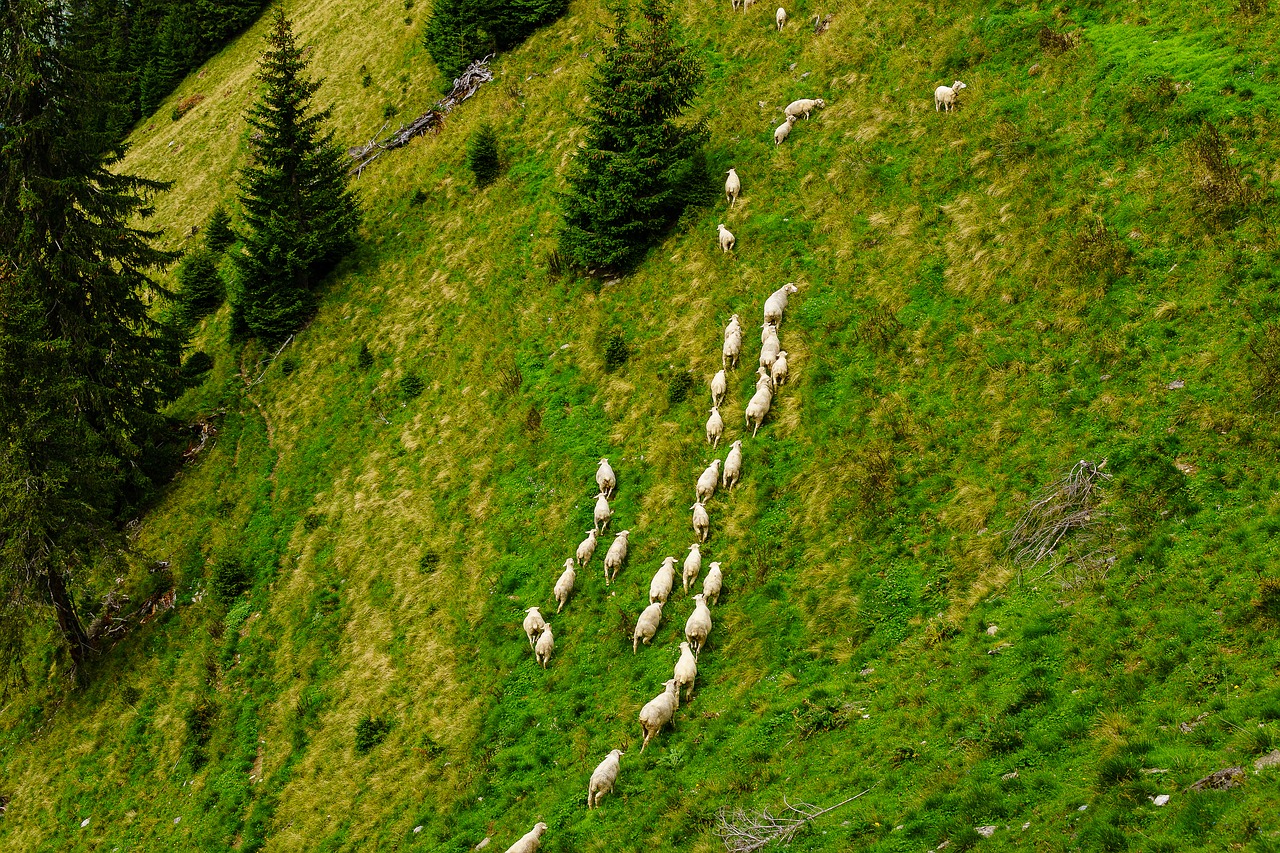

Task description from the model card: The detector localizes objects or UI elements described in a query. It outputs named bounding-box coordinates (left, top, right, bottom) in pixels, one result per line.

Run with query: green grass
left=3, top=0, right=1280, bottom=850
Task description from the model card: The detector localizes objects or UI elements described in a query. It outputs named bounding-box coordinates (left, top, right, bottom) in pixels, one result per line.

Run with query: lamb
left=596, top=458, right=616, bottom=499
left=603, top=530, right=630, bottom=584
left=691, top=501, right=710, bottom=542
left=706, top=406, right=724, bottom=448
left=696, top=459, right=721, bottom=503
left=633, top=601, right=665, bottom=652
left=771, top=350, right=789, bottom=386
left=587, top=749, right=625, bottom=809
left=684, top=593, right=713, bottom=656
left=710, top=369, right=727, bottom=407
left=725, top=168, right=741, bottom=207
left=673, top=641, right=698, bottom=702
left=722, top=329, right=742, bottom=369
left=682, top=543, right=702, bottom=592
left=535, top=622, right=555, bottom=668
left=575, top=529, right=598, bottom=568
left=649, top=556, right=677, bottom=604
left=745, top=385, right=773, bottom=436
left=523, top=606, right=546, bottom=649
left=703, top=562, right=723, bottom=606
left=759, top=333, right=781, bottom=371
left=593, top=491, right=612, bottom=533
left=638, top=679, right=680, bottom=752
left=773, top=114, right=798, bottom=145
left=504, top=822, right=548, bottom=853
left=554, top=559, right=576, bottom=613
left=722, top=440, right=743, bottom=489
left=776, top=6, right=786, bottom=29
left=934, top=80, right=967, bottom=112
left=763, top=282, right=799, bottom=325
left=784, top=98, right=826, bottom=120
left=718, top=223, right=735, bottom=253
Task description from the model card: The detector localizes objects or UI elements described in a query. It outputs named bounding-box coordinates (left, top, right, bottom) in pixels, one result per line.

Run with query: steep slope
left=2, top=0, right=1280, bottom=851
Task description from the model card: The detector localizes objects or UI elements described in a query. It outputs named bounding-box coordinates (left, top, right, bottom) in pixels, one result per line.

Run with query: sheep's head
left=618, top=529, right=630, bottom=538
left=693, top=593, right=706, bottom=603
left=563, top=558, right=575, bottom=569
left=598, top=457, right=609, bottom=467
left=815, top=98, right=826, bottom=108
left=777, top=350, right=788, bottom=358
left=711, top=459, right=721, bottom=471
left=526, top=606, right=541, bottom=614
left=785, top=282, right=798, bottom=294
left=953, top=81, right=967, bottom=90
left=533, top=822, right=548, bottom=835
left=689, top=543, right=699, bottom=552
left=731, top=440, right=742, bottom=449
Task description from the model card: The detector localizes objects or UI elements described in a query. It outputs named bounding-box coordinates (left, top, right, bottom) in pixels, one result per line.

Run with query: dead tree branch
left=715, top=788, right=873, bottom=852
left=1007, top=458, right=1111, bottom=569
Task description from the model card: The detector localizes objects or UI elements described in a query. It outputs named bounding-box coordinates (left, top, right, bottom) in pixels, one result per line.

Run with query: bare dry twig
left=1007, top=459, right=1111, bottom=569
left=715, top=788, right=873, bottom=852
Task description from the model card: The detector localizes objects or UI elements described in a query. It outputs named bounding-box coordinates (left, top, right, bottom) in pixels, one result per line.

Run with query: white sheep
left=691, top=501, right=710, bottom=543
left=633, top=601, right=664, bottom=652
left=724, top=314, right=741, bottom=340
left=554, top=559, right=576, bottom=613
left=587, top=749, right=625, bottom=809
left=725, top=168, right=741, bottom=207
left=718, top=223, right=735, bottom=253
left=739, top=0, right=757, bottom=11
left=593, top=491, right=612, bottom=533
left=682, top=543, right=702, bottom=592
left=761, top=320, right=779, bottom=345
left=596, top=458, right=616, bottom=499
left=763, top=282, right=799, bottom=325
left=673, top=641, right=698, bottom=702
left=710, top=369, right=727, bottom=407
left=755, top=365, right=775, bottom=393
left=745, top=385, right=773, bottom=436
left=575, top=529, right=598, bottom=568
left=784, top=97, right=826, bottom=120
left=649, top=556, right=677, bottom=604
left=773, top=114, right=798, bottom=145
left=523, top=607, right=546, bottom=649
left=722, top=329, right=742, bottom=369
left=535, top=623, right=555, bottom=668
left=685, top=592, right=713, bottom=656
left=722, top=440, right=743, bottom=489
left=706, top=407, right=724, bottom=448
left=504, top=822, right=548, bottom=853
left=703, top=562, right=723, bottom=606
left=759, top=334, right=781, bottom=371
left=638, top=679, right=680, bottom=752
left=776, top=6, right=786, bottom=29
left=934, top=80, right=967, bottom=112
left=603, top=530, right=630, bottom=584
left=696, top=459, right=721, bottom=503
left=771, top=350, right=789, bottom=386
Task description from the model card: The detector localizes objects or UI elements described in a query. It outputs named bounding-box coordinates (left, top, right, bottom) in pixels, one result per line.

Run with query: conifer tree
left=559, top=0, right=709, bottom=272
left=176, top=249, right=226, bottom=324
left=424, top=0, right=569, bottom=81
left=467, top=123, right=501, bottom=187
left=205, top=203, right=236, bottom=253
left=231, top=9, right=361, bottom=342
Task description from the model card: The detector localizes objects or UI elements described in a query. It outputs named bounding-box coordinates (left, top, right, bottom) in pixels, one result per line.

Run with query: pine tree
left=0, top=0, right=184, bottom=680
left=231, top=9, right=361, bottom=343
left=176, top=249, right=226, bottom=324
left=205, top=203, right=236, bottom=253
left=467, top=123, right=501, bottom=186
left=423, top=0, right=568, bottom=81
left=559, top=0, right=709, bottom=272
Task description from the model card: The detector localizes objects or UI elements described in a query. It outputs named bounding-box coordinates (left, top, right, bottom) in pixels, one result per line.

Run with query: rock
left=1254, top=750, right=1280, bottom=772
left=475, top=839, right=491, bottom=850
left=1167, top=379, right=1185, bottom=390
left=976, top=825, right=997, bottom=838
left=81, top=818, right=91, bottom=828
left=414, top=826, right=423, bottom=834
left=1001, top=771, right=1019, bottom=781
left=986, top=625, right=999, bottom=636
left=1178, top=713, right=1209, bottom=733
left=1077, top=805, right=1088, bottom=812
left=1028, top=63, right=1042, bottom=76
left=174, top=817, right=181, bottom=825
left=1189, top=766, right=1244, bottom=791
left=859, top=667, right=875, bottom=676
left=987, top=641, right=1013, bottom=655
left=1151, top=794, right=1170, bottom=806
left=1021, top=822, right=1031, bottom=830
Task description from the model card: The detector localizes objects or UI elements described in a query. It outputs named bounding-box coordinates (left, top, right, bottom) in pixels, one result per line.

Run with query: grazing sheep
left=776, top=6, right=786, bottom=29
left=554, top=559, right=576, bottom=613
left=703, top=562, right=723, bottom=606
left=755, top=365, right=775, bottom=393
left=774, top=114, right=798, bottom=145
left=685, top=593, right=713, bottom=656
left=504, top=822, right=548, bottom=853
left=587, top=750, right=625, bottom=809
left=759, top=334, right=781, bottom=371
left=596, top=458, right=616, bottom=499
left=523, top=607, right=546, bottom=649
left=682, top=543, right=702, bottom=592
left=691, top=501, right=710, bottom=542
left=696, top=459, right=721, bottom=503
left=934, top=80, right=967, bottom=112
left=725, top=169, right=741, bottom=207
left=706, top=407, right=724, bottom=448
left=603, top=530, right=630, bottom=584
left=575, top=529, right=598, bottom=568
left=722, top=329, right=742, bottom=369
left=745, top=385, right=773, bottom=436
left=638, top=679, right=680, bottom=752
left=784, top=98, right=826, bottom=120
left=649, top=556, right=677, bottom=604
left=739, top=0, right=757, bottom=11
left=710, top=369, right=727, bottom=407
left=535, top=623, right=555, bottom=668
left=722, top=440, right=743, bottom=489
left=593, top=491, right=612, bottom=533
left=761, top=320, right=779, bottom=345
left=673, top=641, right=698, bottom=701
left=763, top=282, right=799, bottom=325
left=633, top=601, right=665, bottom=652
left=718, top=223, right=735, bottom=253
left=771, top=350, right=789, bottom=386
left=724, top=314, right=742, bottom=340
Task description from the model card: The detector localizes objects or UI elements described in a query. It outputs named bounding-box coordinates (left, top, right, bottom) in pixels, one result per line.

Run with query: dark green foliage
left=210, top=558, right=251, bottom=605
left=1190, top=121, right=1262, bottom=221
left=603, top=331, right=630, bottom=372
left=666, top=370, right=693, bottom=406
left=354, top=714, right=391, bottom=754
left=204, top=204, right=236, bottom=254
left=231, top=10, right=362, bottom=343
left=176, top=248, right=226, bottom=324
left=1254, top=578, right=1280, bottom=626
left=185, top=695, right=218, bottom=769
left=180, top=351, right=215, bottom=382
left=356, top=342, right=375, bottom=370
left=423, top=0, right=569, bottom=81
left=399, top=373, right=426, bottom=400
left=467, top=123, right=501, bottom=187
left=559, top=0, right=709, bottom=272
left=280, top=356, right=299, bottom=376
left=409, top=188, right=429, bottom=206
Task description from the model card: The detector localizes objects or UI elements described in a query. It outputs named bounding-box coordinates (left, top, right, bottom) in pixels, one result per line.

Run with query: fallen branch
left=715, top=788, right=873, bottom=852
left=1006, top=458, right=1110, bottom=568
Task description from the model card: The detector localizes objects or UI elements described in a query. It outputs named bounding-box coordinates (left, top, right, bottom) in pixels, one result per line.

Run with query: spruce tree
left=424, top=0, right=569, bottom=81
left=231, top=9, right=361, bottom=342
left=467, top=123, right=501, bottom=187
left=559, top=0, right=709, bottom=272
left=176, top=249, right=226, bottom=324
left=205, top=203, right=236, bottom=253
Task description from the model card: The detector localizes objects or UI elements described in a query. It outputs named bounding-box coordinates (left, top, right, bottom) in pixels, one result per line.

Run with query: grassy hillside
left=3, top=0, right=1280, bottom=851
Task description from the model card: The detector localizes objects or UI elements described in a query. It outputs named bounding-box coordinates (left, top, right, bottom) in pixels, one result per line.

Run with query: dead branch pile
left=715, top=790, right=871, bottom=852
left=1007, top=459, right=1110, bottom=568
left=347, top=56, right=495, bottom=176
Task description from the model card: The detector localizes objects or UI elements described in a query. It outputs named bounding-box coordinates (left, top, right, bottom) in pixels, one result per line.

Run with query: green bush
left=666, top=371, right=692, bottom=406
left=467, top=123, right=500, bottom=187
left=399, top=372, right=425, bottom=400
left=355, top=714, right=391, bottom=754
left=210, top=557, right=251, bottom=605
left=603, top=331, right=629, bottom=373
